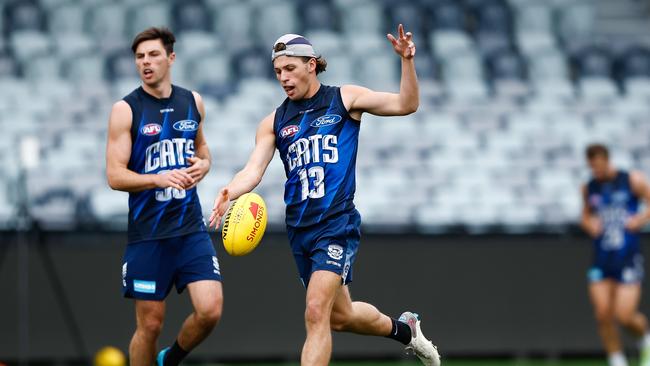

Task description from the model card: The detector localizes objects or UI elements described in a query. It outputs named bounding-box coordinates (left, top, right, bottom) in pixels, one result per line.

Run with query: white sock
left=609, top=351, right=628, bottom=366
left=640, top=332, right=650, bottom=349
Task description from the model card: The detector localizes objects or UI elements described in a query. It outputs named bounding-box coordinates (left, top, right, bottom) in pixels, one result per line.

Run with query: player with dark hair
left=209, top=25, right=440, bottom=366
left=582, top=143, right=650, bottom=366
left=106, top=27, right=222, bottom=366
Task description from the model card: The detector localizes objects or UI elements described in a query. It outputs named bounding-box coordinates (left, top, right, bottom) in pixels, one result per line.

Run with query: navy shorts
left=287, top=209, right=361, bottom=287
left=122, top=231, right=221, bottom=300
left=588, top=253, right=644, bottom=284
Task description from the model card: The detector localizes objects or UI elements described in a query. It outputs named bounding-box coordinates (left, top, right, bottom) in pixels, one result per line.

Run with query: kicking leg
left=301, top=270, right=341, bottom=366
left=329, top=285, right=393, bottom=336
left=329, top=286, right=439, bottom=366
left=130, top=300, right=165, bottom=366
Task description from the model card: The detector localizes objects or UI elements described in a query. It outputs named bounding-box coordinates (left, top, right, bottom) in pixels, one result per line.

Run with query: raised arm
left=209, top=112, right=277, bottom=229
left=342, top=24, right=419, bottom=119
left=625, top=171, right=650, bottom=231
left=106, top=101, right=194, bottom=192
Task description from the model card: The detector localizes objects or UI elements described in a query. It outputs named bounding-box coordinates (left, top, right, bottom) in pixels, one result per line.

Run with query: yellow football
left=94, top=346, right=126, bottom=366
left=221, top=192, right=267, bottom=256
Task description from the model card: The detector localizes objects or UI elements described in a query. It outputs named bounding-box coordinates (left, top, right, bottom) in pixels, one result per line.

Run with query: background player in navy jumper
left=581, top=144, right=650, bottom=366
left=209, top=25, right=439, bottom=366
left=106, top=27, right=222, bottom=366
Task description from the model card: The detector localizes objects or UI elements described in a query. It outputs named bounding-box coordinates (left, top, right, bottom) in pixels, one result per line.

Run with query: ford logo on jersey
left=141, top=123, right=162, bottom=136
left=280, top=125, right=300, bottom=139
left=311, top=114, right=342, bottom=128
left=173, top=119, right=199, bottom=132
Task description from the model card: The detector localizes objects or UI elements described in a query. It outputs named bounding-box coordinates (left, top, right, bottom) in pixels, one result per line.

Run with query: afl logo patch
left=173, top=119, right=198, bottom=132
left=280, top=124, right=300, bottom=139
left=311, top=114, right=342, bottom=128
left=141, top=123, right=162, bottom=136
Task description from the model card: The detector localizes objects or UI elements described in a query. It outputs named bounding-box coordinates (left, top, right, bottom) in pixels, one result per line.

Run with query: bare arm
left=342, top=24, right=419, bottom=119
left=185, top=91, right=211, bottom=188
left=580, top=184, right=602, bottom=238
left=625, top=170, right=650, bottom=231
left=209, top=112, right=277, bottom=228
left=106, top=101, right=194, bottom=192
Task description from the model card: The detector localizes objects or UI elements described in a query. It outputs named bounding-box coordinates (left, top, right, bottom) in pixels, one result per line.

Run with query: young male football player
left=209, top=25, right=439, bottom=366
left=106, top=27, right=222, bottom=366
left=582, top=144, right=650, bottom=366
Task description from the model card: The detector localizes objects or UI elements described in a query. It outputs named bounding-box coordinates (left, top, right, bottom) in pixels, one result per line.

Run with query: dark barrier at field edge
left=0, top=231, right=648, bottom=361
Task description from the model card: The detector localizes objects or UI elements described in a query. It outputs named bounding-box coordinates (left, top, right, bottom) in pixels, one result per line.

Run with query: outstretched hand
left=209, top=188, right=230, bottom=230
left=387, top=24, right=416, bottom=59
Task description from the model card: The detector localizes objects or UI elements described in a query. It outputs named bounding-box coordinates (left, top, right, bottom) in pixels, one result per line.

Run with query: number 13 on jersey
left=299, top=166, right=325, bottom=201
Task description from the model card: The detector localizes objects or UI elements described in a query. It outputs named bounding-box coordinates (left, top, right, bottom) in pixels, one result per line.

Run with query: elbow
left=106, top=171, right=123, bottom=191
left=401, top=103, right=418, bottom=115
left=400, top=98, right=419, bottom=115
left=107, top=176, right=120, bottom=191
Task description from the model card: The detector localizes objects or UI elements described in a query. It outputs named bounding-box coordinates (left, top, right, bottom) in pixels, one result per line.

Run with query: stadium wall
left=0, top=231, right=648, bottom=362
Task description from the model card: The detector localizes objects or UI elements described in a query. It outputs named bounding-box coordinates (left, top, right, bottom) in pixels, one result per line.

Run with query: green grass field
left=208, top=359, right=614, bottom=366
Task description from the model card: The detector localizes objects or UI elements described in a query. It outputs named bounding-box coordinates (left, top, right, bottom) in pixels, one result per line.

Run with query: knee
left=305, top=299, right=330, bottom=327
left=138, top=315, right=164, bottom=338
left=594, top=307, right=614, bottom=324
left=615, top=309, right=636, bottom=327
left=330, top=309, right=351, bottom=332
left=196, top=306, right=222, bottom=329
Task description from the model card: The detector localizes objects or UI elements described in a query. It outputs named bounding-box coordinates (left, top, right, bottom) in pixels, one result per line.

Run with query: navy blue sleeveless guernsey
left=274, top=85, right=360, bottom=228
left=123, top=85, right=206, bottom=243
left=586, top=171, right=641, bottom=268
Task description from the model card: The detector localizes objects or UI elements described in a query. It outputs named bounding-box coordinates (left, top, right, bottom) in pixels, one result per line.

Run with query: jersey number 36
left=155, top=170, right=187, bottom=202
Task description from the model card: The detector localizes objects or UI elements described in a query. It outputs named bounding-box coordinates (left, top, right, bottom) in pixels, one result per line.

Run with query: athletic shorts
left=287, top=209, right=361, bottom=287
left=587, top=253, right=644, bottom=284
left=122, top=231, right=221, bottom=300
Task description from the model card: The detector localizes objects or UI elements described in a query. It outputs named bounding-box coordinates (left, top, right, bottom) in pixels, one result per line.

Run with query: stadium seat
left=172, top=0, right=211, bottom=32
left=254, top=1, right=300, bottom=49
left=517, top=31, right=557, bottom=56
left=9, top=31, right=52, bottom=61
left=430, top=30, right=473, bottom=58
left=386, top=3, right=426, bottom=43
left=48, top=3, right=85, bottom=35
left=299, top=1, right=338, bottom=32
left=428, top=1, right=466, bottom=31
left=573, top=46, right=613, bottom=79
left=516, top=3, right=553, bottom=33
left=3, top=0, right=45, bottom=33
left=0, top=52, right=19, bottom=78
left=88, top=185, right=129, bottom=229
left=341, top=2, right=384, bottom=36
left=65, top=55, right=106, bottom=82
left=232, top=47, right=272, bottom=81
left=23, top=55, right=63, bottom=81
left=472, top=0, right=513, bottom=35
left=87, top=3, right=127, bottom=39
left=487, top=49, right=526, bottom=80
left=175, top=31, right=220, bottom=58
left=127, top=3, right=171, bottom=38
left=318, top=54, right=353, bottom=86
left=304, top=30, right=343, bottom=57
left=213, top=2, right=254, bottom=52
left=577, top=77, right=619, bottom=101
left=355, top=52, right=398, bottom=90
left=556, top=1, right=595, bottom=42
left=106, top=50, right=137, bottom=80
left=53, top=33, right=93, bottom=58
